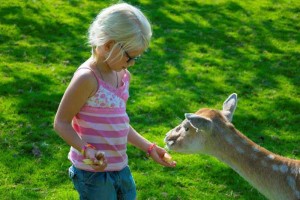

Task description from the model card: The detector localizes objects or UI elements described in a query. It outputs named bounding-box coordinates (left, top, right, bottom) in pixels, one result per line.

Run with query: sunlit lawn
left=0, top=0, right=299, bottom=199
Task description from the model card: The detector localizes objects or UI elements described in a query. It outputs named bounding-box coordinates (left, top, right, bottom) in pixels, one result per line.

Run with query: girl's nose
left=127, top=60, right=135, bottom=67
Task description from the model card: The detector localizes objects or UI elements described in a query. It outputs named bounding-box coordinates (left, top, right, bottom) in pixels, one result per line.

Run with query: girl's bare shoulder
left=69, top=65, right=98, bottom=97
left=73, top=67, right=97, bottom=84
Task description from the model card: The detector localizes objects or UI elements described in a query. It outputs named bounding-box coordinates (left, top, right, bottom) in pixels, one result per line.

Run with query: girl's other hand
left=85, top=148, right=108, bottom=171
left=150, top=145, right=176, bottom=167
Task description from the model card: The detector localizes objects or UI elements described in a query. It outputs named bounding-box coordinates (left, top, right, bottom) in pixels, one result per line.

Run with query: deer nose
left=165, top=130, right=180, bottom=146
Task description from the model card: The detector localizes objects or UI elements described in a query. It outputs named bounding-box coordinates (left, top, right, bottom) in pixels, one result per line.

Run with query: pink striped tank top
left=68, top=68, right=130, bottom=172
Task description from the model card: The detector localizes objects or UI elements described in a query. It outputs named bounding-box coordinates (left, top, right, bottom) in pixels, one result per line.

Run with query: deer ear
left=222, top=93, right=237, bottom=122
left=185, top=113, right=212, bottom=132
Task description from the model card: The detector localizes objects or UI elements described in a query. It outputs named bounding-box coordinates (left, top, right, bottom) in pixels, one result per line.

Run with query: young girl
left=54, top=3, right=176, bottom=200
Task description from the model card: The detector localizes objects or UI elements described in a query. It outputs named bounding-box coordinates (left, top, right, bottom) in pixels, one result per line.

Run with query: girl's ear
left=103, top=40, right=116, bottom=51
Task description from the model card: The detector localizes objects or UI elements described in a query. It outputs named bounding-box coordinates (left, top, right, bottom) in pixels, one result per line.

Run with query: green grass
left=1, top=0, right=299, bottom=199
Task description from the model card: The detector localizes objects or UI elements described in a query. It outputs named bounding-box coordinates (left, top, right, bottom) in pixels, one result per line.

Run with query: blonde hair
left=88, top=3, right=152, bottom=61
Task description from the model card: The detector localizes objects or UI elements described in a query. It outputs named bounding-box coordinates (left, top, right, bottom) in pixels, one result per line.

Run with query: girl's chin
left=115, top=68, right=126, bottom=72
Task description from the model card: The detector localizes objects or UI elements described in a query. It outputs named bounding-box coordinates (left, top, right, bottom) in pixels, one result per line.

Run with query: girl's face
left=105, top=43, right=144, bottom=71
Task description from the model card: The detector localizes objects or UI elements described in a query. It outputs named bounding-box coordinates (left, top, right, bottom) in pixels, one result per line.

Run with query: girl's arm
left=53, top=69, right=107, bottom=169
left=127, top=125, right=176, bottom=167
left=54, top=69, right=95, bottom=151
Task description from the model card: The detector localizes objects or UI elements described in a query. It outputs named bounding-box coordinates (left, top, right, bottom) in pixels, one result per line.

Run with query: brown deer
left=165, top=93, right=300, bottom=200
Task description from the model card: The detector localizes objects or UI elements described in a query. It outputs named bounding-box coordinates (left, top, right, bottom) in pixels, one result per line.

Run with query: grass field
left=0, top=0, right=299, bottom=199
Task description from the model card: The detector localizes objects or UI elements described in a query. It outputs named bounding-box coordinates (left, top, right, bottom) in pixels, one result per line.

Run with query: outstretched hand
left=149, top=145, right=176, bottom=167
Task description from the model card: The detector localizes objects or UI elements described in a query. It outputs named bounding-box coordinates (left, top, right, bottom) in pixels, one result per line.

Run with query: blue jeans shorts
left=68, top=165, right=136, bottom=200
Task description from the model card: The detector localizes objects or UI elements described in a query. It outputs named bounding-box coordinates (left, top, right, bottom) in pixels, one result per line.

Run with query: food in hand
left=163, top=153, right=173, bottom=163
left=83, top=151, right=105, bottom=165
left=95, top=151, right=105, bottom=165
left=83, top=159, right=93, bottom=165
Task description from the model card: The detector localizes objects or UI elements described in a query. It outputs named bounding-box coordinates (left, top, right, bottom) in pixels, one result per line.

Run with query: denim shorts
left=68, top=165, right=136, bottom=200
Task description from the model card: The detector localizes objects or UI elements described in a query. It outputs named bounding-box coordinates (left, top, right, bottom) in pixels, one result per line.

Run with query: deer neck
left=208, top=124, right=300, bottom=200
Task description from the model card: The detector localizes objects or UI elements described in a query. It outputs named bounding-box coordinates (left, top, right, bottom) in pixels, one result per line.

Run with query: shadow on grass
left=132, top=0, right=299, bottom=144
left=0, top=62, right=73, bottom=199
left=133, top=0, right=299, bottom=97
left=0, top=1, right=92, bottom=65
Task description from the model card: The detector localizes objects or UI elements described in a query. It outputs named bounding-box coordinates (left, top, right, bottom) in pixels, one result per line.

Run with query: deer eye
left=185, top=127, right=189, bottom=131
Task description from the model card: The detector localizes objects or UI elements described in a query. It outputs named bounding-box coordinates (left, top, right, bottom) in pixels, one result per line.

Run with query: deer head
left=164, top=93, right=237, bottom=154
left=164, top=93, right=300, bottom=200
